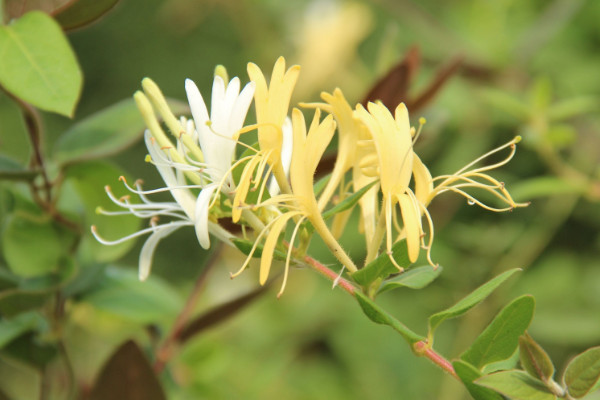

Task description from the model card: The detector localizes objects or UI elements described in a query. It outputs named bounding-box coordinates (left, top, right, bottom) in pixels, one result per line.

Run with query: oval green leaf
left=519, top=333, right=555, bottom=383
left=461, top=295, right=535, bottom=369
left=0, top=11, right=82, bottom=117
left=475, top=370, right=556, bottom=400
left=378, top=265, right=443, bottom=294
left=53, top=98, right=189, bottom=165
left=565, top=346, right=600, bottom=398
left=453, top=360, right=503, bottom=400
left=355, top=291, right=423, bottom=344
left=428, top=268, right=520, bottom=336
left=322, top=180, right=378, bottom=221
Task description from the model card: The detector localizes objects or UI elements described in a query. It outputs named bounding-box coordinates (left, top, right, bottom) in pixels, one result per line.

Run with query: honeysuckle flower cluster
left=92, top=57, right=527, bottom=293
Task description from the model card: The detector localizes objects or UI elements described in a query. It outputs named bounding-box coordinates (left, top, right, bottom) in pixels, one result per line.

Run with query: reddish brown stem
left=302, top=254, right=458, bottom=380
left=414, top=341, right=458, bottom=379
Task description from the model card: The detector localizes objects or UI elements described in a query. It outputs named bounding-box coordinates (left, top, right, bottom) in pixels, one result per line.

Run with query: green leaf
left=476, top=370, right=556, bottom=400
left=0, top=312, right=43, bottom=348
left=354, top=291, right=423, bottom=344
left=89, top=340, right=166, bottom=400
left=63, top=161, right=141, bottom=264
left=231, top=238, right=288, bottom=262
left=1, top=213, right=68, bottom=277
left=313, top=173, right=331, bottom=196
left=378, top=265, right=442, bottom=294
left=351, top=239, right=411, bottom=287
left=0, top=11, right=82, bottom=117
left=461, top=295, right=535, bottom=369
left=322, top=180, right=378, bottom=221
left=565, top=346, right=600, bottom=398
left=53, top=98, right=189, bottom=165
left=82, top=266, right=182, bottom=324
left=519, top=333, right=555, bottom=383
left=55, top=0, right=120, bottom=31
left=428, top=269, right=520, bottom=336
left=453, top=360, right=503, bottom=400
left=0, top=258, right=77, bottom=317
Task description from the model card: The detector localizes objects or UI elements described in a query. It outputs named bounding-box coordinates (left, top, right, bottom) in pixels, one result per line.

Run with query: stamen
left=90, top=221, right=190, bottom=245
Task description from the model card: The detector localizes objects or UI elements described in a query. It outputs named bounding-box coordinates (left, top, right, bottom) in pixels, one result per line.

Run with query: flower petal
left=194, top=184, right=218, bottom=249
left=139, top=223, right=183, bottom=281
left=397, top=192, right=421, bottom=263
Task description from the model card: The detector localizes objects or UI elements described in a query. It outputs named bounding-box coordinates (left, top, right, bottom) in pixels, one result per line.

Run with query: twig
left=301, top=253, right=458, bottom=379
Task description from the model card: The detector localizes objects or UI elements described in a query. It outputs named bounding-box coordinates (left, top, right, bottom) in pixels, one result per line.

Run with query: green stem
left=302, top=253, right=458, bottom=379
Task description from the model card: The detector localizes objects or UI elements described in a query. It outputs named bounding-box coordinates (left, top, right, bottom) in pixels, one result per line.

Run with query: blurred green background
left=1, top=0, right=599, bottom=399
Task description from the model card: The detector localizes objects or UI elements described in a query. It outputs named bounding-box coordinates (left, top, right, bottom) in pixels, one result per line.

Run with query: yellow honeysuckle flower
left=231, top=58, right=300, bottom=222
left=355, top=101, right=422, bottom=266
left=231, top=108, right=358, bottom=296
left=247, top=56, right=300, bottom=169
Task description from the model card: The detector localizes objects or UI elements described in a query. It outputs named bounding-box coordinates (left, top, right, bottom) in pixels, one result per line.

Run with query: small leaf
left=461, top=295, right=535, bottom=369
left=428, top=269, right=520, bottom=336
left=179, top=285, right=270, bottom=343
left=82, top=266, right=182, bottom=324
left=354, top=291, right=423, bottom=344
left=453, top=360, right=503, bottom=400
left=53, top=98, right=189, bottom=165
left=0, top=312, right=43, bottom=349
left=565, top=346, right=600, bottom=398
left=378, top=265, right=442, bottom=294
left=89, top=340, right=166, bottom=400
left=351, top=239, right=411, bottom=287
left=231, top=238, right=288, bottom=262
left=322, top=180, right=378, bottom=221
left=0, top=11, right=82, bottom=117
left=313, top=173, right=331, bottom=196
left=519, top=333, right=555, bottom=383
left=54, top=0, right=120, bottom=31
left=476, top=370, right=556, bottom=400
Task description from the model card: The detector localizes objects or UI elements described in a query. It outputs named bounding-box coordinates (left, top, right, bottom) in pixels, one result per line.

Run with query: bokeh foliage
left=0, top=0, right=599, bottom=399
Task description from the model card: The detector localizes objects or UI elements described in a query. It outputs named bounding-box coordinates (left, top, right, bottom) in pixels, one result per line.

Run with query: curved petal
left=139, top=223, right=183, bottom=281
left=397, top=193, right=421, bottom=263
left=194, top=184, right=218, bottom=249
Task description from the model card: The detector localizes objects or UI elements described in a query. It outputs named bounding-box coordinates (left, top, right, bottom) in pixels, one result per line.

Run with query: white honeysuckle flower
left=93, top=72, right=257, bottom=280
left=92, top=130, right=235, bottom=281
left=185, top=76, right=255, bottom=192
